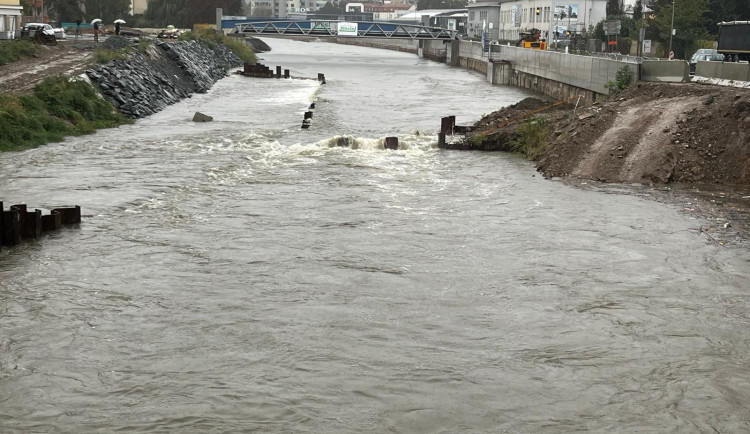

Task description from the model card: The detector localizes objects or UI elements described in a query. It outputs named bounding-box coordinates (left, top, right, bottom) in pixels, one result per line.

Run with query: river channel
left=1, top=38, right=748, bottom=433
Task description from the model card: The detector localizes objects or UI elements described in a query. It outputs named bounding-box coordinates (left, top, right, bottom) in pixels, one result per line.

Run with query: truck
left=717, top=21, right=750, bottom=62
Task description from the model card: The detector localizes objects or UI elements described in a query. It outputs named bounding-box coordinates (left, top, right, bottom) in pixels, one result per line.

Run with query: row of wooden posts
left=1, top=202, right=81, bottom=248
left=237, top=62, right=327, bottom=85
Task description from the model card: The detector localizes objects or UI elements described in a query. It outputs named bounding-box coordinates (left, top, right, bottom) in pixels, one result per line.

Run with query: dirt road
left=0, top=43, right=95, bottom=94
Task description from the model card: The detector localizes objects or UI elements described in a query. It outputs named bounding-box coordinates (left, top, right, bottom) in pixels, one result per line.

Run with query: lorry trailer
left=717, top=21, right=750, bottom=62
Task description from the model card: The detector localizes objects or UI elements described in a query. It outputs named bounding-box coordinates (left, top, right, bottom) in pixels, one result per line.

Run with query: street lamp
left=668, top=0, right=675, bottom=59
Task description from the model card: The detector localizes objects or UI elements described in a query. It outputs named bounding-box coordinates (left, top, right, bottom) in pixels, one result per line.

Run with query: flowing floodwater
left=1, top=38, right=749, bottom=433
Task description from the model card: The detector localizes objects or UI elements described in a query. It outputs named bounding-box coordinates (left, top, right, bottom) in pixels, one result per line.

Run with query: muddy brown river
left=1, top=38, right=748, bottom=433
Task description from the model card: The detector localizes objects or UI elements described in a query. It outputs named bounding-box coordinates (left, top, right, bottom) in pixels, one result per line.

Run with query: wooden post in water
left=438, top=133, right=446, bottom=148
left=52, top=206, right=81, bottom=224
left=284, top=69, right=290, bottom=78
left=41, top=210, right=62, bottom=232
left=2, top=206, right=22, bottom=246
left=24, top=209, right=42, bottom=239
left=317, top=73, right=326, bottom=84
left=384, top=137, right=399, bottom=150
left=276, top=66, right=282, bottom=78
left=440, top=116, right=456, bottom=135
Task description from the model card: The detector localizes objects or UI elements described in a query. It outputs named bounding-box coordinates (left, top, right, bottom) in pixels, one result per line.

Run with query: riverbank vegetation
left=179, top=29, right=256, bottom=65
left=0, top=76, right=130, bottom=152
left=509, top=116, right=551, bottom=160
left=0, top=40, right=39, bottom=66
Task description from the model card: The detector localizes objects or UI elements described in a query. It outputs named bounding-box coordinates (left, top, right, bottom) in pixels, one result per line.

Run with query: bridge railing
left=233, top=20, right=456, bottom=40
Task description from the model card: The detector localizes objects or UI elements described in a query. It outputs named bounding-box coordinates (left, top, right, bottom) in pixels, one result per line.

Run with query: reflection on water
left=1, top=38, right=749, bottom=433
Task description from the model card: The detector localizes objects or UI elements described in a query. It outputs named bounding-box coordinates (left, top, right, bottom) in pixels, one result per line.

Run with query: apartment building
left=467, top=0, right=607, bottom=42
left=0, top=0, right=22, bottom=38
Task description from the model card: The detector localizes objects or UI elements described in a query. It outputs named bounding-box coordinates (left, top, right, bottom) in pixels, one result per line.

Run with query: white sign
left=337, top=22, right=358, bottom=36
left=642, top=39, right=651, bottom=53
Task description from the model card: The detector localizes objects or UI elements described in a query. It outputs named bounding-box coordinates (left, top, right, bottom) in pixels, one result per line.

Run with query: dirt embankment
left=469, top=82, right=750, bottom=244
left=536, top=83, right=750, bottom=185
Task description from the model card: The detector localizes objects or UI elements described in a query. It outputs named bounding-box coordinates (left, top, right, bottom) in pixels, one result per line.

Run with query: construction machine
left=516, top=28, right=546, bottom=50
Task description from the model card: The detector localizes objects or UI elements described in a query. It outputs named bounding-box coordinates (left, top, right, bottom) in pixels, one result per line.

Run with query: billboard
left=554, top=4, right=578, bottom=19
left=512, top=5, right=521, bottom=27
left=337, top=22, right=358, bottom=36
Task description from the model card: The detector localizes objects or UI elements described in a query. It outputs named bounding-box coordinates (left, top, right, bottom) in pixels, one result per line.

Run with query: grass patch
left=0, top=40, right=39, bottom=65
left=0, top=76, right=131, bottom=152
left=95, top=48, right=129, bottom=64
left=509, top=116, right=551, bottom=160
left=180, top=28, right=256, bottom=65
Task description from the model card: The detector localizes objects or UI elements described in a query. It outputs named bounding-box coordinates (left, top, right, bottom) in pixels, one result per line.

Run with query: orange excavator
left=516, top=28, right=546, bottom=50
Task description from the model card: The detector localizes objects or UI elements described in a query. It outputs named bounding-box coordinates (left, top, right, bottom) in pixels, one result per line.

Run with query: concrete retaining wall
left=641, top=60, right=689, bottom=82
left=311, top=37, right=635, bottom=101
left=696, top=62, right=750, bottom=82
left=332, top=37, right=418, bottom=54
left=487, top=45, right=637, bottom=96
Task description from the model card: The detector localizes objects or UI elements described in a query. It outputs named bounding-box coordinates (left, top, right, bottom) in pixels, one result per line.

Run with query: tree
left=317, top=1, right=339, bottom=15
left=646, top=0, right=712, bottom=58
left=606, top=0, right=623, bottom=16
left=81, top=0, right=131, bottom=22
left=143, top=0, right=242, bottom=27
left=20, top=0, right=33, bottom=16
left=45, top=0, right=85, bottom=22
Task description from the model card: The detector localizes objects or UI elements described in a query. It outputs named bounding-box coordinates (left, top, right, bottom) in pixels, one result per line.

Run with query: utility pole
left=668, top=0, right=675, bottom=59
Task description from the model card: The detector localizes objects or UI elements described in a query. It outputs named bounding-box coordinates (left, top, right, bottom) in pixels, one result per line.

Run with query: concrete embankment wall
left=85, top=40, right=243, bottom=118
left=319, top=37, right=636, bottom=104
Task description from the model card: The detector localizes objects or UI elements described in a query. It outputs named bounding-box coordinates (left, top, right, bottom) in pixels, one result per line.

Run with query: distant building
left=467, top=0, right=608, bottom=42
left=0, top=0, right=23, bottom=38
left=362, top=3, right=413, bottom=21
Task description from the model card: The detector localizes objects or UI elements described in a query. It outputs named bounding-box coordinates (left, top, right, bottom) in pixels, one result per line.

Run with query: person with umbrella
left=114, top=19, right=125, bottom=36
left=91, top=18, right=102, bottom=42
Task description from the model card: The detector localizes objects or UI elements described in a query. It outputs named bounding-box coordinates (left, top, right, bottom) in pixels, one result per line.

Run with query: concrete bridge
left=232, top=20, right=456, bottom=41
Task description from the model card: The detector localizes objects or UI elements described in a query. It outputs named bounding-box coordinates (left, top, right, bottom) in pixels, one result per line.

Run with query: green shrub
left=509, top=116, right=551, bottom=160
left=0, top=77, right=130, bottom=152
left=0, top=40, right=39, bottom=65
left=222, top=36, right=256, bottom=64
left=605, top=66, right=633, bottom=95
left=183, top=28, right=256, bottom=64
left=95, top=48, right=129, bottom=64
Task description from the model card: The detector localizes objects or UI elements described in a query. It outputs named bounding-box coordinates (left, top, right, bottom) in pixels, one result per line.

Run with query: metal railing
left=233, top=20, right=457, bottom=40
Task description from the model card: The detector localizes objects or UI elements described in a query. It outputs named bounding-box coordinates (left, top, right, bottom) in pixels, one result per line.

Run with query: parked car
left=689, top=49, right=724, bottom=75
left=19, top=22, right=58, bottom=45
left=20, top=23, right=55, bottom=39
left=47, top=21, right=67, bottom=39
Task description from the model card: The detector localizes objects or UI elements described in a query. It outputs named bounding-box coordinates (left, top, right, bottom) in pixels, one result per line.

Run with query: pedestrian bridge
left=232, top=20, right=457, bottom=41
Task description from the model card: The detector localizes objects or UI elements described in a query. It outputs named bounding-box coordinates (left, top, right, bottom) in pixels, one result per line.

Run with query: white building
left=0, top=0, right=23, bottom=39
left=467, top=0, right=607, bottom=42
